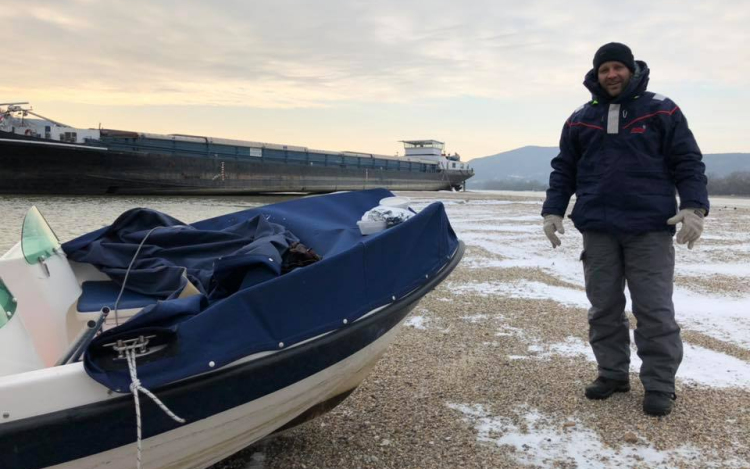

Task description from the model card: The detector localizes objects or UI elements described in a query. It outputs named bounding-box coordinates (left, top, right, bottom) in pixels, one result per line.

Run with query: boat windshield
left=21, top=206, right=61, bottom=265
left=0, top=279, right=16, bottom=329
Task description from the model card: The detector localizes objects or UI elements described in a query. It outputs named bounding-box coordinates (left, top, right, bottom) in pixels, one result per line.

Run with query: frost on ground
left=448, top=280, right=590, bottom=309
left=447, top=403, right=744, bottom=469
left=404, top=316, right=428, bottom=330
left=516, top=333, right=750, bottom=389
left=443, top=192, right=750, bottom=384
left=436, top=192, right=750, bottom=468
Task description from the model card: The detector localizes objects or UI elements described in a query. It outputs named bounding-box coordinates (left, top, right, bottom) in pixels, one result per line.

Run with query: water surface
left=0, top=195, right=300, bottom=253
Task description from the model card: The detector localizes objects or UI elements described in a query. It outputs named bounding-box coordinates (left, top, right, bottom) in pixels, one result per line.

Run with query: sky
left=1, top=0, right=748, bottom=160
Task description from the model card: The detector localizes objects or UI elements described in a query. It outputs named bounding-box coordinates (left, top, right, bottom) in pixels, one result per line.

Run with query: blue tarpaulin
left=63, top=206, right=301, bottom=300
left=62, top=189, right=458, bottom=392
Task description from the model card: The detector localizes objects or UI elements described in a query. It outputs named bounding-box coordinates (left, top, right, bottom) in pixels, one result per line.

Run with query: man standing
left=541, top=43, right=709, bottom=416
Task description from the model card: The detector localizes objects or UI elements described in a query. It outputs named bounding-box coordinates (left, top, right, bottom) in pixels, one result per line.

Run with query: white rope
left=114, top=226, right=164, bottom=326
left=125, top=347, right=185, bottom=469
left=108, top=223, right=189, bottom=467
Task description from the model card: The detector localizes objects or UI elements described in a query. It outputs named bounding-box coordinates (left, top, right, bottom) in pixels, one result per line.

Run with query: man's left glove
left=667, top=208, right=705, bottom=249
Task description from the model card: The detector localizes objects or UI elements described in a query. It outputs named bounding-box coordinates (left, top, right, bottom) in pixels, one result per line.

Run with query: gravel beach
left=212, top=190, right=750, bottom=469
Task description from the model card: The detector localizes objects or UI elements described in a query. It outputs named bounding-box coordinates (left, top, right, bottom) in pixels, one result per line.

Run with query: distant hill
left=468, top=146, right=558, bottom=186
left=468, top=146, right=750, bottom=189
left=702, top=153, right=750, bottom=177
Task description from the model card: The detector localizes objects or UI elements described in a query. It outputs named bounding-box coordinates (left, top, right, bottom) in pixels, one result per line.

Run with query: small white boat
left=0, top=189, right=463, bottom=469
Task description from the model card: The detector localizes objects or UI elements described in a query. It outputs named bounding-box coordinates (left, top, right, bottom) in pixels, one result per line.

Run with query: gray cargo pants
left=582, top=231, right=682, bottom=393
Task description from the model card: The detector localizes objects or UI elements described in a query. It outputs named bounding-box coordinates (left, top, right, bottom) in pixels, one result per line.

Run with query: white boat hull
left=45, top=323, right=400, bottom=469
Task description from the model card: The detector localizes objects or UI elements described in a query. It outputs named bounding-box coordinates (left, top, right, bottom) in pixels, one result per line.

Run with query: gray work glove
left=543, top=214, right=564, bottom=248
left=667, top=208, right=705, bottom=249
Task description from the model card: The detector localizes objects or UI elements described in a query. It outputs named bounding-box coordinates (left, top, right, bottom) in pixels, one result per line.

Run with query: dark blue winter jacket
left=542, top=61, right=709, bottom=234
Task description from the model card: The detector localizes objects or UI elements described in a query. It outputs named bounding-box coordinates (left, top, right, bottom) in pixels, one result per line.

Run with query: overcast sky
left=2, top=0, right=748, bottom=160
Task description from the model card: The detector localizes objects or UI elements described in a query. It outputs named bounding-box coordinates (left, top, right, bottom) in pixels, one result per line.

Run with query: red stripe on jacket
left=623, top=107, right=679, bottom=129
left=567, top=121, right=604, bottom=131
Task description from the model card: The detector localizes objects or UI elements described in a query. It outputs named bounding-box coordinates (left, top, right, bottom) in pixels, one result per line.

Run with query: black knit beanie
left=593, top=42, right=635, bottom=73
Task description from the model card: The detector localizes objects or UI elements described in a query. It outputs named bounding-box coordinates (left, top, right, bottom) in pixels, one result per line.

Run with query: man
left=541, top=42, right=709, bottom=416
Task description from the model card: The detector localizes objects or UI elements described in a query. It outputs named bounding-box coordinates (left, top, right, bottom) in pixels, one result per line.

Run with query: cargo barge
left=0, top=102, right=473, bottom=195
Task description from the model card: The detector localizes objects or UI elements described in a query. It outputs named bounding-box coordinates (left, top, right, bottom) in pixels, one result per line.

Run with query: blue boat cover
left=77, top=281, right=160, bottom=312
left=62, top=189, right=458, bottom=392
left=64, top=206, right=300, bottom=300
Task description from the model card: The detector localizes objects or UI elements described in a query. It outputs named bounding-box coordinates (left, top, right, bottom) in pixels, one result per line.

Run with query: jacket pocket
left=571, top=193, right=604, bottom=228
left=624, top=170, right=674, bottom=196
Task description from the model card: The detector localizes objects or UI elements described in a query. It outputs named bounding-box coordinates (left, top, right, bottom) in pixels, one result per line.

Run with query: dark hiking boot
left=584, top=376, right=631, bottom=400
left=643, top=391, right=676, bottom=416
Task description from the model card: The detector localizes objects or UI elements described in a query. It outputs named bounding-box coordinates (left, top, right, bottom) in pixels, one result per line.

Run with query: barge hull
left=0, top=134, right=472, bottom=195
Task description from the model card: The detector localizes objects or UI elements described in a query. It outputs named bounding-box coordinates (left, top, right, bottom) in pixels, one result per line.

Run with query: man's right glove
left=667, top=208, right=705, bottom=249
left=543, top=214, right=564, bottom=248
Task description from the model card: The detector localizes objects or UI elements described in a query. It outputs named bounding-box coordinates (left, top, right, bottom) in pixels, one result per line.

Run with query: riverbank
left=213, top=190, right=750, bottom=469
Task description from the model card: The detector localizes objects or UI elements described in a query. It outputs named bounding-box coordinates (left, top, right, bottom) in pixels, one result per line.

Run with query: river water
left=0, top=194, right=301, bottom=253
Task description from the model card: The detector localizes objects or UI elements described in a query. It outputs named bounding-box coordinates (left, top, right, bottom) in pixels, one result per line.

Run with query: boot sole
left=585, top=384, right=631, bottom=400
left=643, top=406, right=673, bottom=416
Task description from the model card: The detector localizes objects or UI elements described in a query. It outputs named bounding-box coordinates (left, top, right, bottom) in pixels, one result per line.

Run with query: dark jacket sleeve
left=542, top=121, right=578, bottom=217
left=665, top=106, right=710, bottom=215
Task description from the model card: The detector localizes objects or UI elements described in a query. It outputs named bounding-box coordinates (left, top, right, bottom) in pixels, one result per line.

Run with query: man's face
left=597, top=61, right=633, bottom=97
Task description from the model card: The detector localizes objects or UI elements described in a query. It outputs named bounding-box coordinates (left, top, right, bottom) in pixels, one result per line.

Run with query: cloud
left=2, top=0, right=748, bottom=155
left=3, top=0, right=743, bottom=109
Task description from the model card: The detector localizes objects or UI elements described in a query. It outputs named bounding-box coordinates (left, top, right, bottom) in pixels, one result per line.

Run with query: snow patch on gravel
left=448, top=403, right=743, bottom=469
